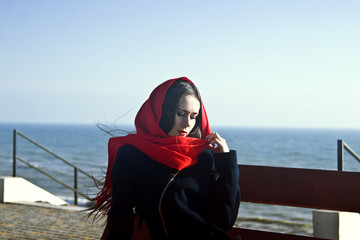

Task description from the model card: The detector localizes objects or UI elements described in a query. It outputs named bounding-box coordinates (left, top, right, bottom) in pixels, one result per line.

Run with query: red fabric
left=94, top=77, right=211, bottom=213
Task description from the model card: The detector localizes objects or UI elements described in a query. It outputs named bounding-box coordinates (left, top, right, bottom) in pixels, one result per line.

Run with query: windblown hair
left=159, top=79, right=202, bottom=138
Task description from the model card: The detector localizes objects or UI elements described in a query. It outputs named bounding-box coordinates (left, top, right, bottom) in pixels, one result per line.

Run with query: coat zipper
left=159, top=170, right=180, bottom=236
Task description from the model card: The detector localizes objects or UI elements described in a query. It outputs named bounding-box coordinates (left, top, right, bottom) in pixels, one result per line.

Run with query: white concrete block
left=313, top=210, right=360, bottom=240
left=0, top=176, right=67, bottom=206
left=339, top=212, right=360, bottom=240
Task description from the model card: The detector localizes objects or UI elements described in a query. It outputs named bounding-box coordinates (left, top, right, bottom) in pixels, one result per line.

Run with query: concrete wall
left=0, top=176, right=67, bottom=206
left=313, top=210, right=360, bottom=240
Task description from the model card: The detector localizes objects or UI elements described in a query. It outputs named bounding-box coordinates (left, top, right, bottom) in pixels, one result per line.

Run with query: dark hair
left=159, top=79, right=202, bottom=138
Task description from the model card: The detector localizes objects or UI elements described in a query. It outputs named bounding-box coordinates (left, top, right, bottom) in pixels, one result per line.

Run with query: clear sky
left=1, top=0, right=359, bottom=128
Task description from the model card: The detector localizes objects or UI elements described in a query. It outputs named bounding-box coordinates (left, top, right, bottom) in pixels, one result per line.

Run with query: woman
left=93, top=77, right=240, bottom=240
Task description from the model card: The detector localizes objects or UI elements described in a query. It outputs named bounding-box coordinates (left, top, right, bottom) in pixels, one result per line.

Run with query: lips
left=178, top=130, right=188, bottom=137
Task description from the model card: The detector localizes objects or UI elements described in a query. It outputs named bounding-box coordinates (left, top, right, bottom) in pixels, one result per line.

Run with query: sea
left=1, top=123, right=359, bottom=236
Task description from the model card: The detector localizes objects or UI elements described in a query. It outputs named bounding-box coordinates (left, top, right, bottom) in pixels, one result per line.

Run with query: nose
left=182, top=115, right=191, bottom=127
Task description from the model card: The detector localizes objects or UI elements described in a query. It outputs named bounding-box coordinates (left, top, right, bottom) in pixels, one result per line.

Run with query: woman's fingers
left=205, top=132, right=230, bottom=153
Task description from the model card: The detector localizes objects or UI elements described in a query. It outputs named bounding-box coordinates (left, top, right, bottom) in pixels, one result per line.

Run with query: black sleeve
left=207, top=150, right=241, bottom=230
left=106, top=146, right=136, bottom=240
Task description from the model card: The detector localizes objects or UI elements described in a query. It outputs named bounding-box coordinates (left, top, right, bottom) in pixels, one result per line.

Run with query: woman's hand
left=205, top=132, right=230, bottom=153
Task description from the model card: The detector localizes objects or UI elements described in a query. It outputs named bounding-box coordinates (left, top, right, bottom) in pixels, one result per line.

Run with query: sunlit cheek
left=190, top=120, right=196, bottom=129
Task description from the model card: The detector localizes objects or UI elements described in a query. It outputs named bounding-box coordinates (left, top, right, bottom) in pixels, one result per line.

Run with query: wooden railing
left=229, top=165, right=360, bottom=240
left=131, top=164, right=360, bottom=240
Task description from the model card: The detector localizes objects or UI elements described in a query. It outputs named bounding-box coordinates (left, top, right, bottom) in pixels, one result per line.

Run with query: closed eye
left=176, top=109, right=199, bottom=119
left=190, top=114, right=198, bottom=119
left=176, top=110, right=186, bottom=117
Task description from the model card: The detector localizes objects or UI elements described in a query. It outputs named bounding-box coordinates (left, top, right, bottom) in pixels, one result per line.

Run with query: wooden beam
left=238, top=164, right=360, bottom=213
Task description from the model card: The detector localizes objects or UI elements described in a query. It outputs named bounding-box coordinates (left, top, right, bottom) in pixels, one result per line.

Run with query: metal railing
left=13, top=129, right=97, bottom=205
left=337, top=139, right=360, bottom=171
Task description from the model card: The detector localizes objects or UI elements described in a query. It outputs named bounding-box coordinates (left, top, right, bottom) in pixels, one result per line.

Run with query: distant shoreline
left=1, top=122, right=359, bottom=131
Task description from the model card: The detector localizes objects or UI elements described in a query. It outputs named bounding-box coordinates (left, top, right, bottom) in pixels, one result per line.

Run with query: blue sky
left=1, top=0, right=359, bottom=128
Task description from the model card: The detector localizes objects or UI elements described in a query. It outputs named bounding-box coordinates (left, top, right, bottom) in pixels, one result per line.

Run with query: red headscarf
left=94, top=77, right=211, bottom=213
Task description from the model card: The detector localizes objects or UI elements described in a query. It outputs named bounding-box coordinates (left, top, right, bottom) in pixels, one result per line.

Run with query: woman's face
left=167, top=94, right=200, bottom=137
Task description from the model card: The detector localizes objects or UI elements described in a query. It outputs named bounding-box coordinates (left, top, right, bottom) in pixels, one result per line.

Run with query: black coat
left=107, top=144, right=240, bottom=240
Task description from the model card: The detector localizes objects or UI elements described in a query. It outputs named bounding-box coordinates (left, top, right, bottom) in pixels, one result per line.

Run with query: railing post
left=337, top=139, right=344, bottom=171
left=13, top=129, right=17, bottom=177
left=74, top=167, right=78, bottom=205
